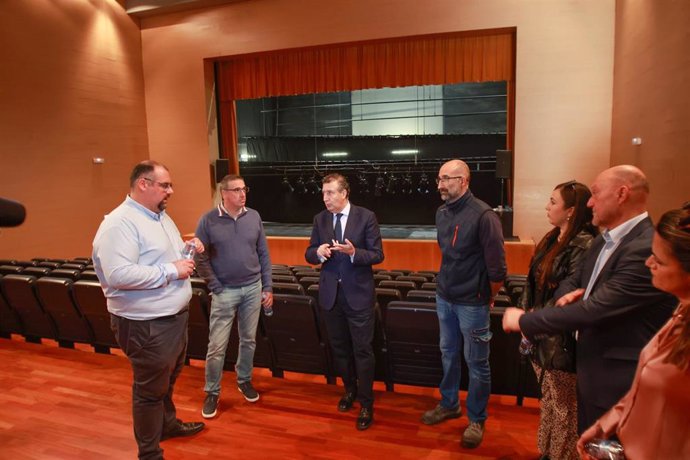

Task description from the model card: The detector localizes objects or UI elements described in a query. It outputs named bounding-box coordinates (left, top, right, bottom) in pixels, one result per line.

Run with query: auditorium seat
left=47, top=259, right=70, bottom=264
left=373, top=274, right=392, bottom=284
left=71, top=257, right=92, bottom=264
left=35, top=277, right=93, bottom=347
left=374, top=288, right=402, bottom=320
left=15, top=260, right=38, bottom=268
left=290, top=265, right=315, bottom=273
left=378, top=280, right=415, bottom=297
left=420, top=282, right=437, bottom=291
left=0, top=259, right=17, bottom=266
left=371, top=304, right=393, bottom=390
left=0, top=274, right=57, bottom=343
left=294, top=270, right=320, bottom=279
left=72, top=280, right=118, bottom=353
left=37, top=261, right=61, bottom=269
left=272, top=274, right=298, bottom=284
left=272, top=282, right=304, bottom=295
left=489, top=308, right=539, bottom=403
left=272, top=264, right=289, bottom=270
left=395, top=275, right=426, bottom=287
left=297, top=276, right=320, bottom=292
left=60, top=263, right=86, bottom=271
left=306, top=284, right=319, bottom=306
left=493, top=294, right=512, bottom=307
left=22, top=266, right=52, bottom=278
left=0, top=265, right=23, bottom=276
left=509, top=286, right=524, bottom=305
left=47, top=268, right=82, bottom=281
left=79, top=270, right=100, bottom=282
left=186, top=288, right=210, bottom=361
left=0, top=274, right=23, bottom=337
left=410, top=270, right=438, bottom=280
left=262, top=294, right=334, bottom=382
left=377, top=270, right=404, bottom=278
left=190, top=277, right=208, bottom=293
left=384, top=301, right=443, bottom=389
left=406, top=290, right=436, bottom=302
left=271, top=269, right=294, bottom=277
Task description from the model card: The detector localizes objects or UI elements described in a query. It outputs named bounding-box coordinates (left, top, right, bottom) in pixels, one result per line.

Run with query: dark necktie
left=334, top=213, right=343, bottom=244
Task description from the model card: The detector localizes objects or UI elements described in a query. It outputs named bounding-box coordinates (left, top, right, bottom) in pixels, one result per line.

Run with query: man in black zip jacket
left=421, top=159, right=506, bottom=449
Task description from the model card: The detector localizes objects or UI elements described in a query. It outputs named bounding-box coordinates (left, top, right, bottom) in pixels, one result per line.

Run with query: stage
left=262, top=223, right=533, bottom=274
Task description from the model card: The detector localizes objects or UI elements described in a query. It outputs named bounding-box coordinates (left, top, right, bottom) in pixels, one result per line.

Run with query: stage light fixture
left=294, top=176, right=308, bottom=194
left=417, top=172, right=431, bottom=194
left=281, top=176, right=294, bottom=193
left=374, top=175, right=385, bottom=197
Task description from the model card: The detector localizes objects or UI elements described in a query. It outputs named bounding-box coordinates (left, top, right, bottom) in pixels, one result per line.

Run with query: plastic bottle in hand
left=261, top=292, right=273, bottom=317
left=518, top=337, right=533, bottom=355
left=584, top=438, right=625, bottom=460
left=181, top=240, right=196, bottom=260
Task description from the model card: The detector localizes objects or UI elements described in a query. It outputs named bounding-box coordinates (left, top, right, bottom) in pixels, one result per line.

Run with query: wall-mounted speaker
left=215, top=159, right=229, bottom=183
left=495, top=150, right=512, bottom=179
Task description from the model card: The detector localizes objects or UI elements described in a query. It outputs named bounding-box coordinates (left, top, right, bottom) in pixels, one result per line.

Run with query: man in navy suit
left=305, top=173, right=384, bottom=431
left=503, top=165, right=676, bottom=433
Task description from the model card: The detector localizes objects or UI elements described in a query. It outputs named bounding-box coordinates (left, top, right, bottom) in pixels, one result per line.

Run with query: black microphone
left=0, top=197, right=26, bottom=227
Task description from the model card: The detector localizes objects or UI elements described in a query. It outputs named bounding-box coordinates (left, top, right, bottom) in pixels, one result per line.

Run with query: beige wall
left=611, top=0, right=690, bottom=219
left=139, top=0, right=616, bottom=242
left=0, top=0, right=148, bottom=259
left=1, top=0, right=618, bottom=259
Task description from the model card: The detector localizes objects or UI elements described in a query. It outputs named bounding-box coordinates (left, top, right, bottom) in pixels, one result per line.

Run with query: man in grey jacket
left=194, top=174, right=273, bottom=419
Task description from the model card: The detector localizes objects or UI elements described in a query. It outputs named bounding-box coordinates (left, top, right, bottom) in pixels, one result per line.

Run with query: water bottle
left=518, top=337, right=533, bottom=355
left=262, top=292, right=273, bottom=317
left=181, top=240, right=196, bottom=260
left=584, top=438, right=625, bottom=460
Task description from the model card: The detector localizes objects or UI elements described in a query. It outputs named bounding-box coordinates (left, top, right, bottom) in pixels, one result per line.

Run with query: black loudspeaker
left=495, top=150, right=512, bottom=179
left=215, top=159, right=229, bottom=183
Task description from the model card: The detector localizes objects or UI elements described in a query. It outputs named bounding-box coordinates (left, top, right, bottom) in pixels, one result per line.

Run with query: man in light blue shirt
left=93, top=160, right=206, bottom=460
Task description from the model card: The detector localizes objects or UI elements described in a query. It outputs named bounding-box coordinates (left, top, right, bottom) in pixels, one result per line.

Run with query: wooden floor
left=0, top=337, right=541, bottom=459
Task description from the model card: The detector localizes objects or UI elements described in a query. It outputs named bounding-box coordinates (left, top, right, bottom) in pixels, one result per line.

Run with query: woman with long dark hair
left=577, top=204, right=690, bottom=459
left=517, top=180, right=598, bottom=460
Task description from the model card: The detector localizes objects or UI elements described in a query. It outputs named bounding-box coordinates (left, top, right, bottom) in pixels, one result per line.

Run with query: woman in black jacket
left=517, top=180, right=598, bottom=460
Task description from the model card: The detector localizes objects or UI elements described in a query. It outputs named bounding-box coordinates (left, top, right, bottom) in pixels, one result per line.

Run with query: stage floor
left=264, top=222, right=519, bottom=241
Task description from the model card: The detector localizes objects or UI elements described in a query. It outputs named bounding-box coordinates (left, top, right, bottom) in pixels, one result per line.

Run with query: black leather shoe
left=338, top=392, right=356, bottom=412
left=356, top=407, right=374, bottom=431
left=161, top=420, right=205, bottom=441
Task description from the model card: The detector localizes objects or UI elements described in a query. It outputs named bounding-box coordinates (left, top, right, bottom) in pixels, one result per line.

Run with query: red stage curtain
left=216, top=28, right=515, bottom=169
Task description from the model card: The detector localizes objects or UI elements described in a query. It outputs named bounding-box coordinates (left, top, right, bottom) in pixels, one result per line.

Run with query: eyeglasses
left=222, top=186, right=250, bottom=194
left=143, top=177, right=173, bottom=190
left=435, top=176, right=464, bottom=185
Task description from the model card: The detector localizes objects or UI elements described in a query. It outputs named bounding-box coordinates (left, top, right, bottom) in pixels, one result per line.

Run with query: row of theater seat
left=0, top=260, right=536, bottom=402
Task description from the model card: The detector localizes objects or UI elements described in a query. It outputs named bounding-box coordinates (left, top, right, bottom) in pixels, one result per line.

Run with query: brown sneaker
left=421, top=404, right=462, bottom=425
left=461, top=420, right=485, bottom=448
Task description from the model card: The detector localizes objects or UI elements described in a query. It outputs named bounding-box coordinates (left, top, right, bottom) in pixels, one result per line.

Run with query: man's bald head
left=437, top=159, right=471, bottom=203
left=442, top=159, right=471, bottom=180
left=589, top=164, right=649, bottom=229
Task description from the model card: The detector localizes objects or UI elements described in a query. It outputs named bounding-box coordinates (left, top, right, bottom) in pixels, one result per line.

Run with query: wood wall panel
left=268, top=237, right=534, bottom=274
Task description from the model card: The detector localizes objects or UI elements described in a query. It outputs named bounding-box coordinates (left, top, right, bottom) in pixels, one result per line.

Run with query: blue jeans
left=204, top=280, right=262, bottom=395
left=436, top=295, right=492, bottom=422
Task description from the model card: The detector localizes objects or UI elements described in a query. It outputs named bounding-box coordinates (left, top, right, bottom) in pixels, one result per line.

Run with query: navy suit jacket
left=520, top=217, right=676, bottom=413
left=305, top=204, right=384, bottom=311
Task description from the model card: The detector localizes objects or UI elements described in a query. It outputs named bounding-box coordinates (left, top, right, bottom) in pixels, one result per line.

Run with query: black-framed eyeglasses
left=222, top=186, right=250, bottom=194
left=143, top=177, right=173, bottom=190
left=435, top=176, right=464, bottom=185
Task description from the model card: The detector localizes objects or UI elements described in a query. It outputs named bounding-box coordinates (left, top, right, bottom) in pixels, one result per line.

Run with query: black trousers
left=111, top=310, right=189, bottom=460
left=322, top=286, right=375, bottom=408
